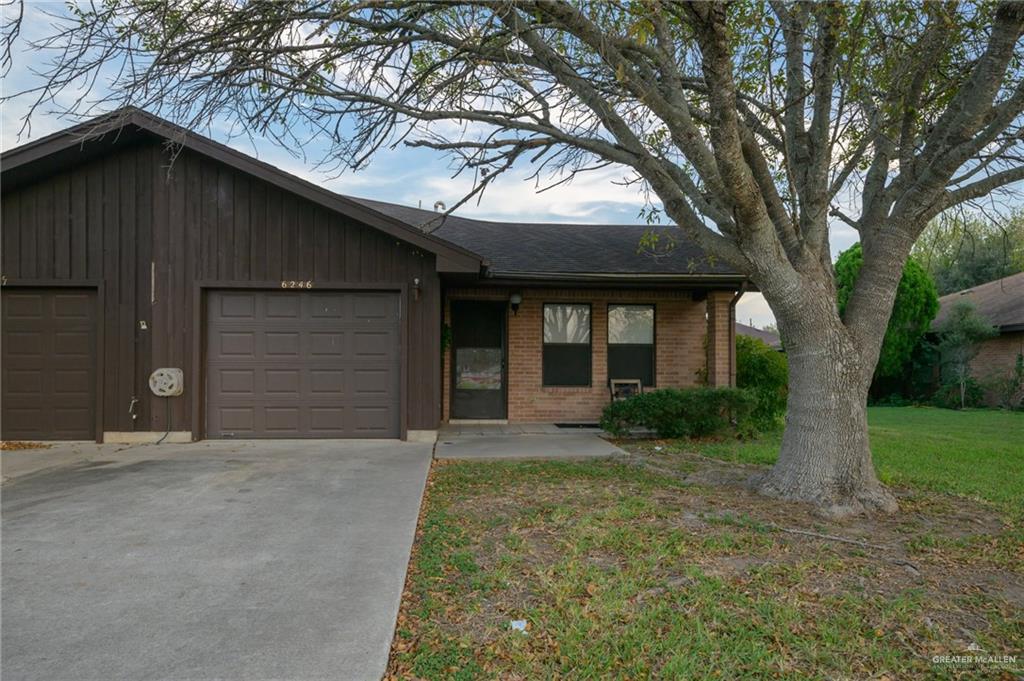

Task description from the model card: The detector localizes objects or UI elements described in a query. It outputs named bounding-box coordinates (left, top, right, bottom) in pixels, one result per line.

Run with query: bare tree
left=7, top=1, right=1023, bottom=516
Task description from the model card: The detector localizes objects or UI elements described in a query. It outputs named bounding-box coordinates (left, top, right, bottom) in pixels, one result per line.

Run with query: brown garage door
left=1, top=289, right=97, bottom=440
left=206, top=290, right=401, bottom=438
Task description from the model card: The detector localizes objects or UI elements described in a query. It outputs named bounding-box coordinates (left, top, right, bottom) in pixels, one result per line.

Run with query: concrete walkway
left=2, top=439, right=432, bottom=681
left=436, top=425, right=625, bottom=459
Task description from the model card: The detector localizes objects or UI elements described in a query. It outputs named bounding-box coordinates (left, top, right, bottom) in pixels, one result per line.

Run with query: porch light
left=509, top=292, right=523, bottom=315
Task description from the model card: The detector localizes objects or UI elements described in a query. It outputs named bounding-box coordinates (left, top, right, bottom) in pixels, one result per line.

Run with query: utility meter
left=149, top=368, right=184, bottom=397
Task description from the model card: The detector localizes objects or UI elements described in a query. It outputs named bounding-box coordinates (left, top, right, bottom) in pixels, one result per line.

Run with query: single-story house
left=1, top=109, right=747, bottom=443
left=736, top=322, right=781, bottom=350
left=931, top=272, right=1024, bottom=404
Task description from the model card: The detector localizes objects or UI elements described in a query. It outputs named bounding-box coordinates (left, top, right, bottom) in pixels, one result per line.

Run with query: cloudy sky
left=2, top=4, right=873, bottom=329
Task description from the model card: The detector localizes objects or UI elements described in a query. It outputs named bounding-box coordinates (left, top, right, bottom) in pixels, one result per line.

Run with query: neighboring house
left=931, top=272, right=1024, bottom=403
left=736, top=322, right=782, bottom=350
left=0, top=109, right=746, bottom=443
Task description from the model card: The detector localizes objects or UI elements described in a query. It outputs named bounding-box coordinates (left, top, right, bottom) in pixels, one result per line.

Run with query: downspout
left=728, top=280, right=750, bottom=388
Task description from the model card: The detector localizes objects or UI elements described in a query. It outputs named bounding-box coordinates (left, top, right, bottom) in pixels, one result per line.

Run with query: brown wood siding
left=1, top=140, right=441, bottom=435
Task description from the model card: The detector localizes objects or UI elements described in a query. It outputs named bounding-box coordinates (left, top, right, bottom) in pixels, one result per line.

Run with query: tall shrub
left=836, top=243, right=940, bottom=380
left=934, top=301, right=999, bottom=409
left=735, top=335, right=788, bottom=429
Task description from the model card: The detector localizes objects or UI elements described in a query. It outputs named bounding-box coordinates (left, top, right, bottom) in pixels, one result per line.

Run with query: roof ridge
left=938, top=271, right=1024, bottom=300
left=1, top=107, right=484, bottom=272
left=347, top=195, right=677, bottom=230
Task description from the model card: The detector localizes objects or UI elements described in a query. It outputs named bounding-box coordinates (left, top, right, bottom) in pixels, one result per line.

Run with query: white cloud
left=406, top=163, right=652, bottom=223
left=736, top=293, right=776, bottom=329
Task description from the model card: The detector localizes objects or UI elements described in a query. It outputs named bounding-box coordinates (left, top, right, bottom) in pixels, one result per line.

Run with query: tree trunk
left=757, top=317, right=899, bottom=518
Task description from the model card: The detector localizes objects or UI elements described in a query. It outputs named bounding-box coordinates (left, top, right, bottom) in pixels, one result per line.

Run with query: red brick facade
left=443, top=287, right=737, bottom=423
left=972, top=331, right=1024, bottom=406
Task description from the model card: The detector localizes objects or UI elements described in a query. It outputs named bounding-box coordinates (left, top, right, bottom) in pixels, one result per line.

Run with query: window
left=543, top=304, right=591, bottom=386
left=608, top=304, right=655, bottom=386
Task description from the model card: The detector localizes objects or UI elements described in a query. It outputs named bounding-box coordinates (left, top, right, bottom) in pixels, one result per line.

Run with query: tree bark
left=756, top=304, right=899, bottom=518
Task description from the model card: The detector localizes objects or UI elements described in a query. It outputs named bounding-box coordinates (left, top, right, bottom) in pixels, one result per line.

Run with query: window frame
left=606, top=303, right=656, bottom=388
left=541, top=302, right=593, bottom=387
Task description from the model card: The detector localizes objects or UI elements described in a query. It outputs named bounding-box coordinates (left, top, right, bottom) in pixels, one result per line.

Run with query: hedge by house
left=600, top=387, right=756, bottom=439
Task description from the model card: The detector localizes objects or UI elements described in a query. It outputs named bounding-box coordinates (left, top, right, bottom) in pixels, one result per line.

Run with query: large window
left=543, top=304, right=591, bottom=386
left=608, top=304, right=655, bottom=386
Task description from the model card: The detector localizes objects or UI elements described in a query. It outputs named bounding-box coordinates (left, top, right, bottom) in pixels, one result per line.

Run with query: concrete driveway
left=1, top=439, right=432, bottom=681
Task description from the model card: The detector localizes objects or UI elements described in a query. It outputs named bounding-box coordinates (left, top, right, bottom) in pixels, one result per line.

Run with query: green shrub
left=600, top=387, right=756, bottom=439
left=735, top=335, right=788, bottom=428
left=836, top=242, right=939, bottom=379
left=934, top=300, right=998, bottom=409
left=869, top=393, right=913, bottom=407
left=931, top=378, right=985, bottom=409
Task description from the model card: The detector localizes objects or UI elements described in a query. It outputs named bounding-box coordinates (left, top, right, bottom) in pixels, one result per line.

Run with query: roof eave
left=473, top=270, right=753, bottom=288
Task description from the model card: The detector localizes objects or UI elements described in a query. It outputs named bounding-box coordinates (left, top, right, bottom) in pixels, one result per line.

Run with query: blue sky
left=2, top=3, right=887, bottom=331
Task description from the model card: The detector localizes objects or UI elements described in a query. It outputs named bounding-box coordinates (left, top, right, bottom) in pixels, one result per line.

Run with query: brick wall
left=443, top=286, right=737, bottom=423
left=705, top=290, right=735, bottom=387
left=970, top=331, right=1024, bottom=406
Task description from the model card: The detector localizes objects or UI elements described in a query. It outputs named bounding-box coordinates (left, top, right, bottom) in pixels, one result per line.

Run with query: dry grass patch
left=387, top=454, right=1022, bottom=680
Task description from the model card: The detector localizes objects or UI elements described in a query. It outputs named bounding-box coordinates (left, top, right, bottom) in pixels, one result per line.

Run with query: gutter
left=482, top=270, right=752, bottom=284
left=728, top=280, right=750, bottom=388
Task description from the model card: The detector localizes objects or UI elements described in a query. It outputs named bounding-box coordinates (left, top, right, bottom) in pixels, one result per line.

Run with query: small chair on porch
left=609, top=379, right=643, bottom=401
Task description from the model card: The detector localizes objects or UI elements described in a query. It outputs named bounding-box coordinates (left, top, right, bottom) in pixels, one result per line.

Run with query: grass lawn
left=653, top=406, right=1024, bottom=511
left=388, top=408, right=1023, bottom=680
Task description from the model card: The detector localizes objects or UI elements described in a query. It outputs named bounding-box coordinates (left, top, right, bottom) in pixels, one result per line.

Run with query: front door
left=451, top=300, right=506, bottom=419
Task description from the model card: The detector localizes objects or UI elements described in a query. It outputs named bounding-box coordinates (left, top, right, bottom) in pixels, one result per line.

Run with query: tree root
left=625, top=453, right=921, bottom=571
left=755, top=470, right=900, bottom=519
left=769, top=525, right=889, bottom=550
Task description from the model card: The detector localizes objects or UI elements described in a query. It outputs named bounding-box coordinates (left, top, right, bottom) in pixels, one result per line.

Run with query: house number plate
left=281, top=280, right=313, bottom=289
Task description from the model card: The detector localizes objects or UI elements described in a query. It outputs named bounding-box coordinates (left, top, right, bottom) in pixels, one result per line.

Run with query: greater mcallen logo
left=932, top=642, right=1019, bottom=669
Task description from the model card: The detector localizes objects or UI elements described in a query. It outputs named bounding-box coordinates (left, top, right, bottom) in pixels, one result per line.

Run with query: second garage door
left=1, top=288, right=97, bottom=440
left=206, top=290, right=400, bottom=438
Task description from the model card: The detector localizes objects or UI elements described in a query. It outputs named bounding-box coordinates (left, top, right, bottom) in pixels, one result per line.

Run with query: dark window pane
left=452, top=300, right=504, bottom=346
left=608, top=345, right=654, bottom=386
left=609, top=305, right=654, bottom=344
left=544, top=304, right=590, bottom=344
left=543, top=345, right=591, bottom=386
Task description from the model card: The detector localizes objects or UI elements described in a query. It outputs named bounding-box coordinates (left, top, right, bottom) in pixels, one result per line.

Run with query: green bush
left=869, top=393, right=914, bottom=407
left=836, top=242, right=939, bottom=380
left=600, top=387, right=756, bottom=439
left=931, top=378, right=985, bottom=410
left=735, top=335, right=788, bottom=428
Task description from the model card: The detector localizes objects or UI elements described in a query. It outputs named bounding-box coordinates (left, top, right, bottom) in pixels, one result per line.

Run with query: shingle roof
left=350, top=197, right=739, bottom=279
left=736, top=323, right=782, bottom=349
left=2, top=107, right=742, bottom=282
left=932, top=272, right=1024, bottom=332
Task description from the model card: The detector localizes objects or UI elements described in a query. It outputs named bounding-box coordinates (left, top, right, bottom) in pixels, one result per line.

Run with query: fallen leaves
left=0, top=441, right=51, bottom=451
